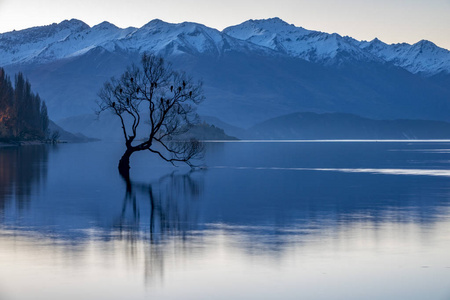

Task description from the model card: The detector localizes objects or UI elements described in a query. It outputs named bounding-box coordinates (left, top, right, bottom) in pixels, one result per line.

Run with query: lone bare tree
left=97, top=53, right=205, bottom=179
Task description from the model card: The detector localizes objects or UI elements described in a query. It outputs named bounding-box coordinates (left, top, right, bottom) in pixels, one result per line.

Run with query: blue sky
left=0, top=0, right=449, bottom=49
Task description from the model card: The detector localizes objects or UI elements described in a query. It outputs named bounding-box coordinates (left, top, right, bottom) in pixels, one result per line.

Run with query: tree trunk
left=118, top=148, right=134, bottom=180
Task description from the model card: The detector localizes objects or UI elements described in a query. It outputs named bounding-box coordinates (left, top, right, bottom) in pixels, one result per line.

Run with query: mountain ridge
left=1, top=17, right=449, bottom=75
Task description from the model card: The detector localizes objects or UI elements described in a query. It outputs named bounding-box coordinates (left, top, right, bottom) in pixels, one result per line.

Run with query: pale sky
left=0, top=0, right=449, bottom=49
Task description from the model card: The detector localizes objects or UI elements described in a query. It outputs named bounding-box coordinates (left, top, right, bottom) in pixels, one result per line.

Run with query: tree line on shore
left=0, top=68, right=49, bottom=141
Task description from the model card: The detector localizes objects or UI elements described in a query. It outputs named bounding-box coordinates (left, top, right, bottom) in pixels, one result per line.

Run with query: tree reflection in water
left=1, top=142, right=450, bottom=296
left=114, top=171, right=204, bottom=284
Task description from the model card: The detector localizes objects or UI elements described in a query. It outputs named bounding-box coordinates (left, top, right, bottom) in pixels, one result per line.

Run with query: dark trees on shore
left=0, top=68, right=49, bottom=140
left=97, top=53, right=205, bottom=179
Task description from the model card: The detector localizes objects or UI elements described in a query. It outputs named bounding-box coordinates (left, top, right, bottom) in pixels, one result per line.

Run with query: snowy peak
left=0, top=19, right=89, bottom=43
left=250, top=17, right=291, bottom=26
left=126, top=19, right=226, bottom=55
left=0, top=19, right=138, bottom=65
left=141, top=18, right=167, bottom=28
left=0, top=18, right=270, bottom=66
left=92, top=21, right=120, bottom=31
left=224, top=18, right=450, bottom=74
left=359, top=38, right=450, bottom=75
left=224, top=18, right=309, bottom=51
left=121, top=19, right=268, bottom=56
left=224, top=18, right=375, bottom=64
left=0, top=18, right=449, bottom=75
left=224, top=17, right=306, bottom=41
left=59, top=19, right=90, bottom=31
left=0, top=19, right=91, bottom=65
left=35, top=21, right=135, bottom=60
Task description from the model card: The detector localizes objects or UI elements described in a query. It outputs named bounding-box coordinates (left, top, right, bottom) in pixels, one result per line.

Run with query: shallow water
left=0, top=141, right=449, bottom=299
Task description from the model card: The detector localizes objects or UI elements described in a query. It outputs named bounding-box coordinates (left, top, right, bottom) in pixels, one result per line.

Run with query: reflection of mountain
left=0, top=145, right=50, bottom=211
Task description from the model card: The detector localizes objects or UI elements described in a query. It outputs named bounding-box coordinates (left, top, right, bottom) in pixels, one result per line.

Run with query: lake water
left=0, top=141, right=450, bottom=300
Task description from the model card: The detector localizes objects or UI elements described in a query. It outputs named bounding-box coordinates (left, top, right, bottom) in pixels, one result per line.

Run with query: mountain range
left=1, top=17, right=450, bottom=138
left=2, top=18, right=449, bottom=75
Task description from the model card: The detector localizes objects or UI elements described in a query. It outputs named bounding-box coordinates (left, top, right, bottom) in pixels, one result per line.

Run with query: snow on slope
left=358, top=38, right=450, bottom=75
left=223, top=18, right=379, bottom=64
left=0, top=19, right=271, bottom=67
left=119, top=19, right=270, bottom=56
left=1, top=17, right=449, bottom=75
left=35, top=21, right=137, bottom=61
left=0, top=20, right=138, bottom=65
left=224, top=18, right=450, bottom=75
left=0, top=19, right=90, bottom=65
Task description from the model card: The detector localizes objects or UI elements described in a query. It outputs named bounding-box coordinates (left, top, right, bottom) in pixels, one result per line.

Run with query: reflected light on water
left=1, top=210, right=450, bottom=300
left=211, top=166, right=450, bottom=177
left=1, top=142, right=450, bottom=299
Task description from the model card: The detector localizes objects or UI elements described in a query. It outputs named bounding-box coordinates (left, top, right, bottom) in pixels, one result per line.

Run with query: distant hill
left=200, top=116, right=245, bottom=138
left=173, top=122, right=238, bottom=141
left=55, top=114, right=236, bottom=141
left=56, top=112, right=450, bottom=141
left=48, top=120, right=98, bottom=143
left=55, top=113, right=124, bottom=141
left=245, top=112, right=450, bottom=140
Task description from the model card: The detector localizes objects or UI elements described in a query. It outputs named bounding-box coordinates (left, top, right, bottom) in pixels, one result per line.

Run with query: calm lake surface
left=1, top=141, right=450, bottom=300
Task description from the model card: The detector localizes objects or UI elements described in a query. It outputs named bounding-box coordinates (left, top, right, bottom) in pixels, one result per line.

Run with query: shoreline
left=0, top=140, right=54, bottom=148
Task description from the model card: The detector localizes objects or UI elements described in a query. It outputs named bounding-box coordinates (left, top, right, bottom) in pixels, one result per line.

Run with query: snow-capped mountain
left=1, top=17, right=449, bottom=75
left=357, top=38, right=450, bottom=75
left=0, top=19, right=90, bottom=65
left=0, top=19, right=271, bottom=66
left=122, top=19, right=271, bottom=56
left=1, top=18, right=450, bottom=131
left=32, top=21, right=136, bottom=62
left=223, top=18, right=380, bottom=65
left=223, top=18, right=450, bottom=75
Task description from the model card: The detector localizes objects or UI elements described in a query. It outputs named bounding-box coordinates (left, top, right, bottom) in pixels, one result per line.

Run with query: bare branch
left=97, top=52, right=205, bottom=176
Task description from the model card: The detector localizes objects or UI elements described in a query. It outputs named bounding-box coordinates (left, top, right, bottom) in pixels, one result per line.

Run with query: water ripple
left=212, top=166, right=450, bottom=177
